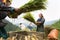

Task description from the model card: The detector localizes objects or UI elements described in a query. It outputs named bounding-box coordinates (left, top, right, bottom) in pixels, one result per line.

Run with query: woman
left=0, top=0, right=19, bottom=39
left=36, top=13, right=45, bottom=32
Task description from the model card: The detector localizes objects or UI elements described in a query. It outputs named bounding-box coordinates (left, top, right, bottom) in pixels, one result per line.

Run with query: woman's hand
left=35, top=22, right=40, bottom=25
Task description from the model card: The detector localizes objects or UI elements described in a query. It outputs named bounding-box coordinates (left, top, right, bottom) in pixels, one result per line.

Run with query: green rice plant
left=23, top=12, right=35, bottom=23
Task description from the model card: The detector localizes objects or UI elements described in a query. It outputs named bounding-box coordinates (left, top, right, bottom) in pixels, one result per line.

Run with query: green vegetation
left=23, top=12, right=35, bottom=23
left=8, top=0, right=47, bottom=18
left=45, top=20, right=60, bottom=32
left=19, top=0, right=47, bottom=13
left=51, top=20, right=60, bottom=30
left=4, top=20, right=20, bottom=32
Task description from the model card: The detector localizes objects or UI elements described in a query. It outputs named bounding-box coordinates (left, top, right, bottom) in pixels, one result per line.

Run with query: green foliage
left=8, top=13, right=18, bottom=18
left=51, top=20, right=60, bottom=29
left=8, top=0, right=47, bottom=18
left=4, top=20, right=20, bottom=32
left=58, top=32, right=60, bottom=40
left=23, top=12, right=35, bottom=23
left=17, top=0, right=47, bottom=14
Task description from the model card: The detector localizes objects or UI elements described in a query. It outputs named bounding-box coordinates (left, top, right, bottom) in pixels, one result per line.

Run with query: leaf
left=23, top=12, right=35, bottom=23
left=17, top=0, right=47, bottom=15
left=8, top=0, right=47, bottom=18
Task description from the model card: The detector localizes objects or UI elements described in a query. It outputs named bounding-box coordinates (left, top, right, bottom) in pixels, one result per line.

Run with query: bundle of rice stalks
left=8, top=13, right=18, bottom=18
left=7, top=0, right=47, bottom=18
left=23, top=12, right=35, bottom=23
left=16, top=0, right=47, bottom=15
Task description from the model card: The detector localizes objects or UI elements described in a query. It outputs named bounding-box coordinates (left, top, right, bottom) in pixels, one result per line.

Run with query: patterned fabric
left=0, top=12, right=7, bottom=20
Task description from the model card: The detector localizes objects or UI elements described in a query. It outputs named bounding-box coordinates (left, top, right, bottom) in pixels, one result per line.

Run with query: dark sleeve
left=37, top=18, right=45, bottom=24
left=11, top=7, right=15, bottom=11
left=10, top=7, right=15, bottom=14
left=37, top=19, right=41, bottom=22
